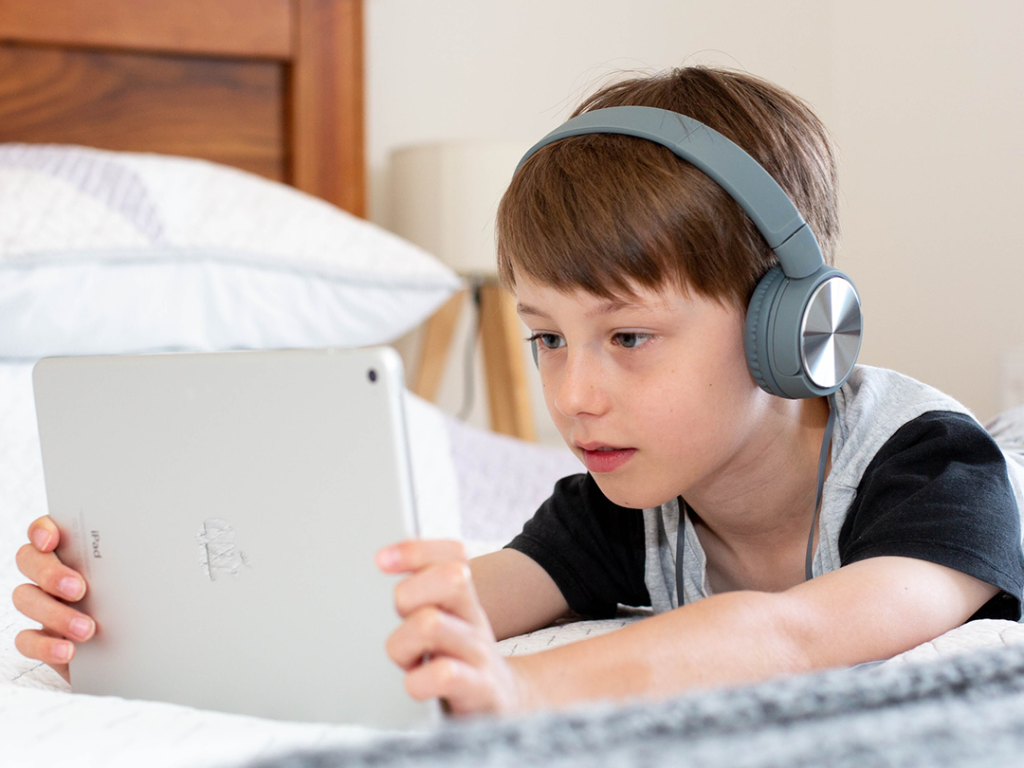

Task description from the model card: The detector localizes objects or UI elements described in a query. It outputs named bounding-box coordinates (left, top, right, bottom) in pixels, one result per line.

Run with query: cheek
left=693, top=314, right=756, bottom=400
left=647, top=335, right=760, bottom=446
left=667, top=330, right=754, bottom=405
left=539, top=373, right=557, bottom=412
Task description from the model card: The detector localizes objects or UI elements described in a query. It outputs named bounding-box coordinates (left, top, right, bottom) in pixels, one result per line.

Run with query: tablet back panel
left=34, top=347, right=429, bottom=727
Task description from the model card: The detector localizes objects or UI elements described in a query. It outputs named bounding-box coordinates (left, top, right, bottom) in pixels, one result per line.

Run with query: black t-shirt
left=507, top=411, right=1024, bottom=622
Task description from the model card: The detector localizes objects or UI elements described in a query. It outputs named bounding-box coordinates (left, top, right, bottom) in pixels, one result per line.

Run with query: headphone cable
left=674, top=393, right=838, bottom=607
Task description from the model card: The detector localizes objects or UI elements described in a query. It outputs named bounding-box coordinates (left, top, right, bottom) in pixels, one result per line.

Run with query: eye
left=613, top=332, right=653, bottom=349
left=526, top=332, right=565, bottom=350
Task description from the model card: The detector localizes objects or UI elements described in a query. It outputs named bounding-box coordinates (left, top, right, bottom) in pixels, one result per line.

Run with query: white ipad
left=33, top=346, right=434, bottom=728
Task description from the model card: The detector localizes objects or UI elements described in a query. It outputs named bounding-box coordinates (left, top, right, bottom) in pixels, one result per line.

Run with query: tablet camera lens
left=367, top=369, right=378, bottom=383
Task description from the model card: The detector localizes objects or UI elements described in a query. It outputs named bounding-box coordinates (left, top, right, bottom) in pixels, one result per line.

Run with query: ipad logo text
left=90, top=530, right=102, bottom=558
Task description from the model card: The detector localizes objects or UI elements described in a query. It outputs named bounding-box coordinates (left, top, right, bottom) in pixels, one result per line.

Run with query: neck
left=684, top=395, right=832, bottom=551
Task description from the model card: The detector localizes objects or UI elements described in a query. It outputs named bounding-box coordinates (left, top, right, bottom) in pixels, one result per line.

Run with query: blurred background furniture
left=390, top=141, right=536, bottom=441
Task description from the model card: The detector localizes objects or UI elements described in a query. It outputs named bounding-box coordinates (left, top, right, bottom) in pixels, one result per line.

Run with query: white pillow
left=0, top=144, right=459, bottom=359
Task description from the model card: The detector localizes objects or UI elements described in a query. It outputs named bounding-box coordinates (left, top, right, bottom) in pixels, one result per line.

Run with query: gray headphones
left=515, top=106, right=862, bottom=399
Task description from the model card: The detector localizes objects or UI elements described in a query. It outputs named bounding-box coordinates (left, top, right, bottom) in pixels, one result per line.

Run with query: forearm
left=384, top=545, right=996, bottom=716
left=508, top=590, right=813, bottom=710
left=505, top=557, right=1000, bottom=712
left=471, top=549, right=570, bottom=641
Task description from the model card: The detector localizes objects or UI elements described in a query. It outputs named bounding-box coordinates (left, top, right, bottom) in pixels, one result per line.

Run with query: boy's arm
left=380, top=543, right=997, bottom=714
left=470, top=548, right=570, bottom=641
left=511, top=555, right=998, bottom=708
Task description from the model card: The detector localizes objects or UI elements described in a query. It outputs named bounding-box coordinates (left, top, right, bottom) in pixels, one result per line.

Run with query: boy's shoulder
left=838, top=365, right=973, bottom=424
left=830, top=365, right=976, bottom=486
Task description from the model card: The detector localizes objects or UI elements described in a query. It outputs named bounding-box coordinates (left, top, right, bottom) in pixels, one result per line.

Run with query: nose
left=549, top=348, right=610, bottom=419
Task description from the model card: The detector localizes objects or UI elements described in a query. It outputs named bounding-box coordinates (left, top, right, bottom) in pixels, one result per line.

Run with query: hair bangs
left=498, top=135, right=692, bottom=300
left=497, top=133, right=770, bottom=306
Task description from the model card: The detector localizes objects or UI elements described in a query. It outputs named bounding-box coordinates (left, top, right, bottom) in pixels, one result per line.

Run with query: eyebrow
left=516, top=298, right=655, bottom=320
left=516, top=303, right=549, bottom=319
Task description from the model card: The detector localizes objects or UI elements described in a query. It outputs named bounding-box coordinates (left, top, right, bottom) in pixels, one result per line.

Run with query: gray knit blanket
left=254, top=643, right=1024, bottom=768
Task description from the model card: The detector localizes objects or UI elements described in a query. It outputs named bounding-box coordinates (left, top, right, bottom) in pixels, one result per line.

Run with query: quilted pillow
left=0, top=144, right=459, bottom=358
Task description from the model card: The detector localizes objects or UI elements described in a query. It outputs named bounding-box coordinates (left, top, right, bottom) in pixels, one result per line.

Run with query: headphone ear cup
left=746, top=266, right=862, bottom=399
left=744, top=267, right=787, bottom=397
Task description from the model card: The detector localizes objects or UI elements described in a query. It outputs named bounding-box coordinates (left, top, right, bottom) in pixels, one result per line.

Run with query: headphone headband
left=516, top=106, right=823, bottom=280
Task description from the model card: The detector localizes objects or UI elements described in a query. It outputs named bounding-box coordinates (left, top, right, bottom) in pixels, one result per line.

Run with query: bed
left=3, top=2, right=1024, bottom=766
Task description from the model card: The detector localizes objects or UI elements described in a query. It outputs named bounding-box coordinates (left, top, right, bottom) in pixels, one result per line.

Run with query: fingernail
left=377, top=547, right=399, bottom=569
left=32, top=529, right=51, bottom=550
left=52, top=641, right=73, bottom=662
left=59, top=577, right=84, bottom=600
left=69, top=617, right=93, bottom=640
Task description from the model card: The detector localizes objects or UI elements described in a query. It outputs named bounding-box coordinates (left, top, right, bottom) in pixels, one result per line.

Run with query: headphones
left=514, top=106, right=862, bottom=399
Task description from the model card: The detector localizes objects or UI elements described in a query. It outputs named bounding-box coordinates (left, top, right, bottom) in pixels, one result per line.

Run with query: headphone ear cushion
left=744, top=267, right=786, bottom=397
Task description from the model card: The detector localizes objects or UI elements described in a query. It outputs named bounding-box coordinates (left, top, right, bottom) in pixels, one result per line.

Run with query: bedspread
left=257, top=636, right=1024, bottom=768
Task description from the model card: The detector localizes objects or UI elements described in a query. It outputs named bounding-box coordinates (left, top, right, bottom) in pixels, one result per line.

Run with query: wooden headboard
left=0, top=0, right=365, bottom=217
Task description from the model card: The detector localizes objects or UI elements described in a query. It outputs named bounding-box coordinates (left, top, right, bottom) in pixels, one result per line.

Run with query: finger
left=386, top=606, right=490, bottom=671
left=27, top=516, right=60, bottom=553
left=393, top=560, right=490, bottom=629
left=376, top=539, right=467, bottom=574
left=15, top=545, right=87, bottom=602
left=15, top=627, right=75, bottom=674
left=12, top=583, right=95, bottom=642
left=404, top=656, right=506, bottom=715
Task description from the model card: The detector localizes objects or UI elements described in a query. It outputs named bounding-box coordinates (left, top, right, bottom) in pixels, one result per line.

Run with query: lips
left=575, top=441, right=626, bottom=452
left=575, top=442, right=637, bottom=473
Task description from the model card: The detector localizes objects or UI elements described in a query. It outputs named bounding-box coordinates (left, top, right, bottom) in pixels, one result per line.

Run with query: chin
left=588, top=473, right=674, bottom=511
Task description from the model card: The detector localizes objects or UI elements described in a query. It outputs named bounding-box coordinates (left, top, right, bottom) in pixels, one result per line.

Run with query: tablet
left=33, top=346, right=433, bottom=728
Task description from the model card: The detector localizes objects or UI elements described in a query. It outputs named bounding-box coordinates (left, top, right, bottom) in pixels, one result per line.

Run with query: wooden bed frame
left=0, top=0, right=365, bottom=216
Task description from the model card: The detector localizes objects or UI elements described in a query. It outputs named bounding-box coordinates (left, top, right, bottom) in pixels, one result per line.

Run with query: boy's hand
left=377, top=540, right=524, bottom=716
left=12, top=516, right=95, bottom=682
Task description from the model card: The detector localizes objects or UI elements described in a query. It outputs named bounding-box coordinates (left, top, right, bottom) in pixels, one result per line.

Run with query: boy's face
left=515, top=272, right=774, bottom=510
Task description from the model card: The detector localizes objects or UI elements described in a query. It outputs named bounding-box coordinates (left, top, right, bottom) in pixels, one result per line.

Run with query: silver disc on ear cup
left=799, top=277, right=862, bottom=390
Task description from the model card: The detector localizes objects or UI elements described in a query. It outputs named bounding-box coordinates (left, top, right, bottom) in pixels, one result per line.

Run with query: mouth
left=575, top=441, right=628, bottom=452
left=574, top=442, right=637, bottom=473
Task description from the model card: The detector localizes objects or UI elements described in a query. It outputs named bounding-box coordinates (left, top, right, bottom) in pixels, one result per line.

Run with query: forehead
left=514, top=272, right=684, bottom=320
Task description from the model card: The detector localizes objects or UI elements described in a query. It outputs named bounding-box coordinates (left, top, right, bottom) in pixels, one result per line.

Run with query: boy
left=15, top=67, right=1024, bottom=717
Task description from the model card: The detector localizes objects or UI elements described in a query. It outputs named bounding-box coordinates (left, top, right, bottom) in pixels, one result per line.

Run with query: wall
left=829, top=1, right=1024, bottom=419
left=365, top=0, right=1024, bottom=444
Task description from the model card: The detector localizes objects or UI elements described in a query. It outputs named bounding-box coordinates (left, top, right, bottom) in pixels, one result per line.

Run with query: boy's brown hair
left=495, top=66, right=840, bottom=307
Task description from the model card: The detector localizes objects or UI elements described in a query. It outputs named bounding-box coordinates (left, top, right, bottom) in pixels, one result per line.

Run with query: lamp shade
left=389, top=142, right=530, bottom=277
